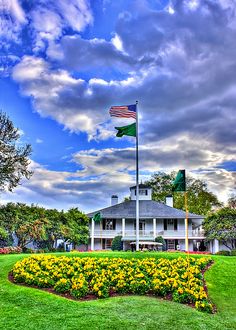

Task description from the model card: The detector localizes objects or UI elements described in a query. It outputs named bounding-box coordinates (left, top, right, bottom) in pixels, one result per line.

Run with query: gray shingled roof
left=87, top=200, right=203, bottom=219
left=129, top=184, right=151, bottom=189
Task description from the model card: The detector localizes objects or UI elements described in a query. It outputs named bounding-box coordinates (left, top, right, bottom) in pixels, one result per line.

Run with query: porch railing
left=91, top=229, right=206, bottom=238
left=93, top=230, right=121, bottom=238
left=157, top=230, right=205, bottom=238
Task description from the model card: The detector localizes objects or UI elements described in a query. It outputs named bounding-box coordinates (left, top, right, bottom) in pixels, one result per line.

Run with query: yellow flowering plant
left=12, top=255, right=213, bottom=313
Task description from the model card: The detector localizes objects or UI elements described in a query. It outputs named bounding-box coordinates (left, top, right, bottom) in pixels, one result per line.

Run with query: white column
left=122, top=218, right=125, bottom=238
left=153, top=218, right=156, bottom=239
left=122, top=218, right=126, bottom=251
left=213, top=239, right=219, bottom=254
left=91, top=219, right=95, bottom=251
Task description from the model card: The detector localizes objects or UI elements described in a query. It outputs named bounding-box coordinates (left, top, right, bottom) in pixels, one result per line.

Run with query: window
left=102, top=219, right=116, bottom=230
left=164, top=219, right=178, bottom=231
left=134, top=220, right=145, bottom=231
left=135, top=189, right=148, bottom=195
left=102, top=239, right=113, bottom=249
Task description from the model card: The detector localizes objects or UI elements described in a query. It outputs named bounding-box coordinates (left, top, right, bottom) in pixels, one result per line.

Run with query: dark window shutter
left=113, top=219, right=116, bottom=230
left=174, top=219, right=177, bottom=230
left=175, top=240, right=178, bottom=249
left=164, top=219, right=167, bottom=230
left=145, top=190, right=148, bottom=195
left=103, top=219, right=106, bottom=230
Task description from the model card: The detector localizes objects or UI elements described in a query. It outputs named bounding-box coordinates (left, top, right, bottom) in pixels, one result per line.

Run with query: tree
left=0, top=111, right=32, bottom=192
left=111, top=236, right=123, bottom=251
left=9, top=203, right=49, bottom=249
left=61, top=208, right=90, bottom=248
left=0, top=203, right=50, bottom=249
left=16, top=218, right=49, bottom=249
left=145, top=172, right=221, bottom=215
left=0, top=203, right=90, bottom=250
left=203, top=207, right=236, bottom=251
left=0, top=226, right=9, bottom=247
left=155, top=236, right=166, bottom=251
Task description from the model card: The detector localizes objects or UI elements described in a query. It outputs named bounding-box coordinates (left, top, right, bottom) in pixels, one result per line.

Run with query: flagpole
left=135, top=100, right=139, bottom=252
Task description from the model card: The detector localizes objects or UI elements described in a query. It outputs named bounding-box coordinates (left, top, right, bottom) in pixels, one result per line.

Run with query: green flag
left=115, top=122, right=136, bottom=137
left=173, top=170, right=186, bottom=192
left=92, top=212, right=102, bottom=223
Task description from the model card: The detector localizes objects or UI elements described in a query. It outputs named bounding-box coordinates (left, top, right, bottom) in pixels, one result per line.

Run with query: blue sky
left=0, top=0, right=235, bottom=212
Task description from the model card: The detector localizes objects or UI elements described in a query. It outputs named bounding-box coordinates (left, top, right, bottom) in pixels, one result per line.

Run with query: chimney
left=111, top=195, right=118, bottom=206
left=166, top=195, right=173, bottom=207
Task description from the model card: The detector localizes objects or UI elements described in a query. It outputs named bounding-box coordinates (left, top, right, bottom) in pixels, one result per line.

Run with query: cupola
left=129, top=184, right=152, bottom=201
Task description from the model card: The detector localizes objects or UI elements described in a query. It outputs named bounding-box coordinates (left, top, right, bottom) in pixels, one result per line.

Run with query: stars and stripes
left=109, top=104, right=137, bottom=119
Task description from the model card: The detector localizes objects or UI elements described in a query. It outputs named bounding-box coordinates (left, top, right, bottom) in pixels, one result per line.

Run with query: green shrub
left=155, top=236, right=166, bottom=251
left=215, top=250, right=230, bottom=256
left=230, top=249, right=236, bottom=256
left=111, top=236, right=123, bottom=251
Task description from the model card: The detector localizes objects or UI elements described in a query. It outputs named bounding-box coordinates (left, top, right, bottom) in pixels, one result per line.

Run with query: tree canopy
left=0, top=203, right=90, bottom=250
left=203, top=207, right=236, bottom=250
left=0, top=111, right=32, bottom=192
left=145, top=171, right=221, bottom=215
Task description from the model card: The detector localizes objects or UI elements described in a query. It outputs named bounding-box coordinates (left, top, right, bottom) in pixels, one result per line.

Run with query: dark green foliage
left=111, top=236, right=123, bottom=251
left=145, top=171, right=221, bottom=215
left=0, top=226, right=7, bottom=239
left=0, top=111, right=32, bottom=192
left=215, top=251, right=231, bottom=256
left=61, top=208, right=90, bottom=247
left=203, top=207, right=236, bottom=251
left=155, top=236, right=166, bottom=251
left=0, top=232, right=13, bottom=248
left=0, top=226, right=13, bottom=247
left=0, top=203, right=89, bottom=250
left=231, top=250, right=236, bottom=256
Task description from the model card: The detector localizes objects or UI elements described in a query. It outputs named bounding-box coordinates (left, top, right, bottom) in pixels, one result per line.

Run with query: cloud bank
left=1, top=0, right=235, bottom=210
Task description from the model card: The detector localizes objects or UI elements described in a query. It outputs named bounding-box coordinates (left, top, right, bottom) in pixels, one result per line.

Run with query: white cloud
left=1, top=140, right=235, bottom=212
left=0, top=160, right=133, bottom=212
left=30, top=0, right=93, bottom=52
left=4, top=0, right=236, bottom=209
left=56, top=0, right=93, bottom=32
left=12, top=55, right=144, bottom=139
left=9, top=0, right=27, bottom=23
left=36, top=138, right=43, bottom=144
left=0, top=0, right=93, bottom=55
left=0, top=0, right=27, bottom=46
left=111, top=33, right=124, bottom=52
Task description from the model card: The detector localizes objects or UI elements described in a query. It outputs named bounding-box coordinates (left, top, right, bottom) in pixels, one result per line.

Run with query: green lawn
left=0, top=252, right=235, bottom=330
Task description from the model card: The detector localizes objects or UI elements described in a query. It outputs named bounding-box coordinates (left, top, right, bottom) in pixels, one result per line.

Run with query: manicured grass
left=0, top=252, right=235, bottom=330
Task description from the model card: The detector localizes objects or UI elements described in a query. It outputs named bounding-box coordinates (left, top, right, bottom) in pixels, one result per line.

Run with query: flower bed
left=12, top=255, right=213, bottom=312
left=0, top=246, right=22, bottom=254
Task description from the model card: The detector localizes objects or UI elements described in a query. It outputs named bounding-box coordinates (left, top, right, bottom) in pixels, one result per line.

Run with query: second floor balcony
left=91, top=229, right=205, bottom=239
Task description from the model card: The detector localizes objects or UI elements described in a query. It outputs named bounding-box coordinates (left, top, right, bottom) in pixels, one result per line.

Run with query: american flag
left=109, top=104, right=136, bottom=119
